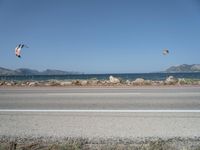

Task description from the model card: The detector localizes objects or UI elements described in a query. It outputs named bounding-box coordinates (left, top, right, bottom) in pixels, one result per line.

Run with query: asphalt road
left=0, top=87, right=200, bottom=110
left=0, top=86, right=200, bottom=138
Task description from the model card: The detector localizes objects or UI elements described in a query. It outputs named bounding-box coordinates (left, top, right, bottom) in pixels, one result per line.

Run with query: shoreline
left=1, top=75, right=200, bottom=87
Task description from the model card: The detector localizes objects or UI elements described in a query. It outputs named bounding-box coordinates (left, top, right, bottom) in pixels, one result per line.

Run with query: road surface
left=0, top=86, right=200, bottom=138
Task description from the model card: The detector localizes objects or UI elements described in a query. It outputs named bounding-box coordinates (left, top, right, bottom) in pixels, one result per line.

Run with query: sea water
left=1, top=73, right=200, bottom=81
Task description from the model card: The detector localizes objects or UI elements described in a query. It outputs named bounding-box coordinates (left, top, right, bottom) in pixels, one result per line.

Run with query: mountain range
left=0, top=64, right=200, bottom=75
left=165, top=64, right=200, bottom=73
left=0, top=67, right=80, bottom=75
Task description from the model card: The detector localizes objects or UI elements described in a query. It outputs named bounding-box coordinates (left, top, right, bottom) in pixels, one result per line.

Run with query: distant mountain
left=15, top=68, right=40, bottom=75
left=0, top=67, right=80, bottom=75
left=41, top=69, right=80, bottom=75
left=165, top=64, right=200, bottom=73
left=0, top=67, right=16, bottom=75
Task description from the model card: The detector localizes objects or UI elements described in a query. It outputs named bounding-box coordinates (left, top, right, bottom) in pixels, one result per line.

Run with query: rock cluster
left=109, top=76, right=121, bottom=84
left=165, top=76, right=178, bottom=85
left=0, top=76, right=200, bottom=87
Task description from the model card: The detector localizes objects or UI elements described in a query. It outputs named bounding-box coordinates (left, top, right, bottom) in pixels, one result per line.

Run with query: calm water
left=1, top=73, right=200, bottom=81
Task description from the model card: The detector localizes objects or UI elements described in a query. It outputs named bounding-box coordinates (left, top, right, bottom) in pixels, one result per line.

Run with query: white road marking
left=0, top=109, right=200, bottom=113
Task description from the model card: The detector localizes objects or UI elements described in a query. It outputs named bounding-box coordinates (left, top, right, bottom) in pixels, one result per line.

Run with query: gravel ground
left=1, top=136, right=200, bottom=150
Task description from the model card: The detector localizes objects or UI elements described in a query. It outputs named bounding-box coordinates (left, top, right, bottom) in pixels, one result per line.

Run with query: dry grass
left=1, top=138, right=200, bottom=150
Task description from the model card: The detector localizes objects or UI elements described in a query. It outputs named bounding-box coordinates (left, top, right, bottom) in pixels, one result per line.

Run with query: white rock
left=5, top=82, right=12, bottom=86
left=80, top=80, right=88, bottom=86
left=29, top=82, right=37, bottom=86
left=44, top=83, right=51, bottom=86
left=144, top=80, right=153, bottom=85
left=100, top=80, right=107, bottom=85
left=60, top=81, right=72, bottom=86
left=88, top=80, right=99, bottom=85
left=125, top=80, right=131, bottom=85
left=109, top=76, right=120, bottom=84
left=159, top=81, right=164, bottom=85
left=132, top=78, right=145, bottom=85
left=48, top=80, right=61, bottom=86
left=165, top=76, right=178, bottom=84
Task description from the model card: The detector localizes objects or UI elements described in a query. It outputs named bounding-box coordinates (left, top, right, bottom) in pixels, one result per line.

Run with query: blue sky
left=0, top=0, right=200, bottom=73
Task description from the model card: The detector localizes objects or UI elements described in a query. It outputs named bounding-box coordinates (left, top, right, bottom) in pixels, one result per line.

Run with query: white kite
left=15, top=44, right=28, bottom=58
left=163, top=49, right=169, bottom=55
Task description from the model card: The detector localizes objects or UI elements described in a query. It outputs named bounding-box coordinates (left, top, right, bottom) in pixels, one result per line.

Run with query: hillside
left=165, top=64, right=200, bottom=73
left=0, top=67, right=16, bottom=75
left=0, top=67, right=80, bottom=75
